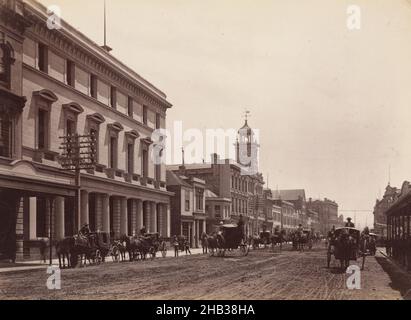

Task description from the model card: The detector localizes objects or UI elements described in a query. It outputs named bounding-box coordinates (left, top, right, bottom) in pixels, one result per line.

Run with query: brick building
left=0, top=0, right=172, bottom=261
left=167, top=119, right=265, bottom=236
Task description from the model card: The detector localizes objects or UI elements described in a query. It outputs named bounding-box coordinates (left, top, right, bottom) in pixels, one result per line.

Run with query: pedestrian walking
left=184, top=239, right=191, bottom=255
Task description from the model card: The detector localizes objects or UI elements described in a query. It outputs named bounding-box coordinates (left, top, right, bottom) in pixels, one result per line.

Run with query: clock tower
left=235, top=112, right=259, bottom=174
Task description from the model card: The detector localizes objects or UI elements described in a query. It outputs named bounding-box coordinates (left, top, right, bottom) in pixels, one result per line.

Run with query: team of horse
left=55, top=233, right=165, bottom=268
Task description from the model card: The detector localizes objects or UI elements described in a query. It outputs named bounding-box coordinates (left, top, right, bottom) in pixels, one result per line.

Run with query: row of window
left=231, top=175, right=256, bottom=193
left=232, top=197, right=248, bottom=214
left=205, top=204, right=230, bottom=219
left=184, top=188, right=205, bottom=211
left=36, top=43, right=162, bottom=128
left=35, top=105, right=159, bottom=180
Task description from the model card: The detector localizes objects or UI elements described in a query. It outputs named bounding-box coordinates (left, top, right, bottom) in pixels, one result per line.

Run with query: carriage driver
left=140, top=226, right=147, bottom=236
left=79, top=223, right=90, bottom=237
left=345, top=217, right=355, bottom=228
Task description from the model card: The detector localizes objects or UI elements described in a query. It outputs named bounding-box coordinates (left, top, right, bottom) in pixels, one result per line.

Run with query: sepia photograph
left=0, top=0, right=411, bottom=306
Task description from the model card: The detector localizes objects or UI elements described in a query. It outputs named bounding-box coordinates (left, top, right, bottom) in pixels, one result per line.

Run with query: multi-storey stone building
left=306, top=198, right=339, bottom=235
left=273, top=199, right=298, bottom=232
left=373, top=183, right=400, bottom=237
left=167, top=119, right=265, bottom=236
left=0, top=0, right=173, bottom=261
left=273, top=189, right=307, bottom=228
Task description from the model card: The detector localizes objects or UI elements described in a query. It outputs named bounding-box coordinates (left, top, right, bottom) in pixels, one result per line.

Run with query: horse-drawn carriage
left=368, top=233, right=377, bottom=256
left=120, top=232, right=164, bottom=261
left=291, top=229, right=312, bottom=251
left=208, top=223, right=249, bottom=257
left=326, top=227, right=367, bottom=270
left=259, top=231, right=271, bottom=247
left=58, top=231, right=112, bottom=268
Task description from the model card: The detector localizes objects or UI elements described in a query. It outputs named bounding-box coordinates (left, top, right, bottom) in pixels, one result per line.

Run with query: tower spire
left=243, top=109, right=250, bottom=125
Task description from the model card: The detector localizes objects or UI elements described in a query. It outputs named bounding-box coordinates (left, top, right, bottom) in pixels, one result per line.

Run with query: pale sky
left=39, top=0, right=411, bottom=229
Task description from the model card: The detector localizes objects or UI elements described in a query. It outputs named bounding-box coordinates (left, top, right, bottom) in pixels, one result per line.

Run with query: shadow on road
left=375, top=256, right=411, bottom=300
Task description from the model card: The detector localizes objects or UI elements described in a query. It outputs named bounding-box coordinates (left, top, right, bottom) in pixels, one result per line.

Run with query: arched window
left=0, top=42, right=14, bottom=88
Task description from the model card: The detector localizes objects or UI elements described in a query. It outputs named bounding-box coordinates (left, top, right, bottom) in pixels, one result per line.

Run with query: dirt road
left=0, top=246, right=409, bottom=300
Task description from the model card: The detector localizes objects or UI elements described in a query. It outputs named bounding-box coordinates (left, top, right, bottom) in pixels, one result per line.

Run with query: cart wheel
left=150, top=248, right=156, bottom=260
left=327, top=252, right=331, bottom=268
left=240, top=245, right=249, bottom=256
left=208, top=248, right=214, bottom=257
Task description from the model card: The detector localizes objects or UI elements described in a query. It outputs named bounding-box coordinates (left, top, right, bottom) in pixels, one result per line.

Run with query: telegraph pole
left=60, top=132, right=97, bottom=233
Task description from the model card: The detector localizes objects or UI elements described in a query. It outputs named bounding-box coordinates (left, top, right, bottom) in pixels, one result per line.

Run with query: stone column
left=144, top=201, right=151, bottom=232
left=113, top=197, right=121, bottom=238
left=80, top=190, right=89, bottom=226
left=54, top=196, right=65, bottom=240
left=166, top=204, right=171, bottom=237
left=130, top=199, right=137, bottom=236
left=157, top=203, right=163, bottom=236
left=102, top=194, right=110, bottom=233
left=120, top=197, right=128, bottom=236
left=136, top=199, right=143, bottom=234
left=151, top=202, right=157, bottom=233
left=29, top=197, right=37, bottom=239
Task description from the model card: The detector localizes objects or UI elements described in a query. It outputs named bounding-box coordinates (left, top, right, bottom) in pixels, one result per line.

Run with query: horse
left=55, top=237, right=73, bottom=269
left=206, top=233, right=223, bottom=256
left=120, top=235, right=139, bottom=261
left=200, top=232, right=208, bottom=254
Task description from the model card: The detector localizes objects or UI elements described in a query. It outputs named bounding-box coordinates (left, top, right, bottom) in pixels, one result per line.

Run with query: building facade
left=273, top=189, right=307, bottom=229
left=385, top=181, right=411, bottom=270
left=306, top=198, right=339, bottom=235
left=373, top=184, right=400, bottom=237
left=0, top=0, right=173, bottom=261
left=166, top=170, right=207, bottom=248
left=167, top=120, right=265, bottom=236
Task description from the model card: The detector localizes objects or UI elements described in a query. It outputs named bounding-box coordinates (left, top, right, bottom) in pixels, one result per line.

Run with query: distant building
left=204, top=189, right=231, bottom=231
left=373, top=184, right=400, bottom=237
left=273, top=199, right=298, bottom=232
left=307, top=209, right=320, bottom=232
left=167, top=119, right=265, bottom=236
left=306, top=198, right=339, bottom=235
left=166, top=171, right=207, bottom=247
left=272, top=189, right=307, bottom=228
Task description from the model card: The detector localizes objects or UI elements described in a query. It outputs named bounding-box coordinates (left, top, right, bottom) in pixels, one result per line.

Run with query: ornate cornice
left=24, top=8, right=172, bottom=116
left=0, top=4, right=32, bottom=38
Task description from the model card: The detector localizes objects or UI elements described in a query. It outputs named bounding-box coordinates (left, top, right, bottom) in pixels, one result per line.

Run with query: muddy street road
left=0, top=246, right=409, bottom=300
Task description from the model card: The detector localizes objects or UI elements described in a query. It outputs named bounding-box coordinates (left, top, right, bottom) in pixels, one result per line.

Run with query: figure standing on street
left=200, top=232, right=208, bottom=254
left=173, top=236, right=179, bottom=257
left=345, top=217, right=355, bottom=228
left=184, top=239, right=191, bottom=255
